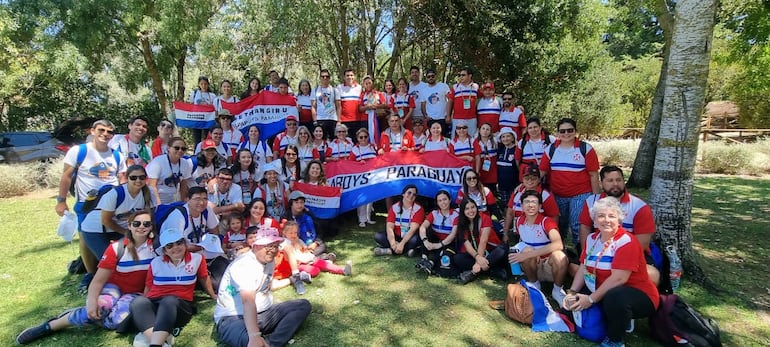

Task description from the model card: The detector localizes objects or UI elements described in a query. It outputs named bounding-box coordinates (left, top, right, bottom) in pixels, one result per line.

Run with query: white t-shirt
left=146, top=155, right=194, bottom=204
left=215, top=95, right=239, bottom=111
left=421, top=82, right=451, bottom=120
left=109, top=135, right=149, bottom=167
left=161, top=204, right=220, bottom=242
left=190, top=90, right=217, bottom=105
left=213, top=251, right=274, bottom=324
left=238, top=141, right=273, bottom=170
left=408, top=81, right=428, bottom=118
left=63, top=143, right=126, bottom=201
left=313, top=85, right=340, bottom=121
left=233, top=169, right=260, bottom=204
left=208, top=183, right=244, bottom=208
left=221, top=129, right=244, bottom=154
left=80, top=184, right=158, bottom=233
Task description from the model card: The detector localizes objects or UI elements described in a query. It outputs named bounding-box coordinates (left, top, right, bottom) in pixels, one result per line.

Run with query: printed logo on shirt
left=88, top=162, right=116, bottom=179
left=185, top=263, right=195, bottom=274
left=428, top=93, right=440, bottom=105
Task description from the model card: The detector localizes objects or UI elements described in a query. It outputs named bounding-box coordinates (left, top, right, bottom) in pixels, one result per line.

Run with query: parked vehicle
left=0, top=132, right=70, bottom=163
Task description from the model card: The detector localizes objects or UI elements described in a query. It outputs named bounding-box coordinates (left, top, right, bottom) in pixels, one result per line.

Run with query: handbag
left=504, top=282, right=533, bottom=324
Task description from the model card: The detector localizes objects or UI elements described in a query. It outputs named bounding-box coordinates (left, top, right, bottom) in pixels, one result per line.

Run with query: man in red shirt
left=337, top=69, right=364, bottom=138
left=448, top=67, right=479, bottom=137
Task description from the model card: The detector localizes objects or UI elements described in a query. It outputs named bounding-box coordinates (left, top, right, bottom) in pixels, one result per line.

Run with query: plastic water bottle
left=666, top=245, right=682, bottom=292
left=440, top=251, right=451, bottom=269
left=509, top=246, right=523, bottom=276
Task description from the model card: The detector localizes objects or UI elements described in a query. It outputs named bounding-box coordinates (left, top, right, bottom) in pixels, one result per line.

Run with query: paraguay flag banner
left=223, top=92, right=298, bottom=140
left=293, top=182, right=342, bottom=219
left=173, top=102, right=217, bottom=129
left=325, top=151, right=472, bottom=214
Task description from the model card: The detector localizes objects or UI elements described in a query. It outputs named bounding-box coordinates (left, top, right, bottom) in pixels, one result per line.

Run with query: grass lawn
left=1, top=176, right=769, bottom=346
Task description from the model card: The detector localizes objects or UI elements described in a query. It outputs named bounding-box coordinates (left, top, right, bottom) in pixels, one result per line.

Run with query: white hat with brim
left=197, top=233, right=225, bottom=254
left=159, top=228, right=185, bottom=248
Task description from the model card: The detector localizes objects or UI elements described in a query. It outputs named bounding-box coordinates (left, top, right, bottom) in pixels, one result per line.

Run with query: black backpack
left=650, top=294, right=722, bottom=347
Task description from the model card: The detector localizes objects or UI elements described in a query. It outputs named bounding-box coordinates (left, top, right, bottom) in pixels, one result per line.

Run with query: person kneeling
left=508, top=190, right=569, bottom=304
left=215, top=225, right=311, bottom=347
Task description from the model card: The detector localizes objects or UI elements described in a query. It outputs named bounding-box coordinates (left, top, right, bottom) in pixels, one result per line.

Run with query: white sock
left=292, top=270, right=299, bottom=275
left=554, top=284, right=563, bottom=291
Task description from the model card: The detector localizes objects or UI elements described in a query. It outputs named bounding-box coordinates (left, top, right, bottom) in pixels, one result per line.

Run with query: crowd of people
left=17, top=66, right=666, bottom=347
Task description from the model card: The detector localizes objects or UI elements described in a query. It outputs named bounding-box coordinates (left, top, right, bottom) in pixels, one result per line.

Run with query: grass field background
left=1, top=176, right=769, bottom=346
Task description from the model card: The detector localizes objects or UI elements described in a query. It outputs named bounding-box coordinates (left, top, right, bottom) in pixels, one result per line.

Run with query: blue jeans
left=81, top=231, right=123, bottom=262
left=554, top=192, right=592, bottom=247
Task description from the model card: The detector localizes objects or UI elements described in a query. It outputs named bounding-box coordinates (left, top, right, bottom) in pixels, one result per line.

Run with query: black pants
left=130, top=295, right=194, bottom=334
left=374, top=231, right=420, bottom=253
left=217, top=299, right=311, bottom=347
left=316, top=120, right=337, bottom=140
left=454, top=244, right=507, bottom=273
left=343, top=121, right=367, bottom=140
left=602, top=286, right=656, bottom=342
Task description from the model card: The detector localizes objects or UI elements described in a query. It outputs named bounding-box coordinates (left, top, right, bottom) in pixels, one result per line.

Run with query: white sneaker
left=367, top=219, right=376, bottom=225
left=133, top=332, right=150, bottom=347
left=166, top=333, right=175, bottom=346
left=552, top=287, right=567, bottom=305
left=343, top=260, right=353, bottom=276
left=625, top=319, right=635, bottom=333
left=359, top=222, right=366, bottom=228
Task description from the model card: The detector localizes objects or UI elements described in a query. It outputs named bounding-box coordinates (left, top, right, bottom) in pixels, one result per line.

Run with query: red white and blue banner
left=293, top=182, right=342, bottom=219
left=173, top=102, right=217, bottom=129
left=224, top=93, right=298, bottom=139
left=523, top=280, right=574, bottom=333
left=174, top=93, right=297, bottom=139
left=325, top=151, right=472, bottom=214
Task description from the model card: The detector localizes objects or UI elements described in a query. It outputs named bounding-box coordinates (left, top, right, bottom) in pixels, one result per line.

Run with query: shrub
left=591, top=139, right=640, bottom=167
left=0, top=163, right=40, bottom=198
left=698, top=142, right=756, bottom=175
left=41, top=158, right=65, bottom=189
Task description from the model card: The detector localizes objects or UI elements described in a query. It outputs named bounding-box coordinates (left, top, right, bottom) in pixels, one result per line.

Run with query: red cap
left=286, top=115, right=298, bottom=122
left=201, top=139, right=217, bottom=150
left=482, top=82, right=494, bottom=90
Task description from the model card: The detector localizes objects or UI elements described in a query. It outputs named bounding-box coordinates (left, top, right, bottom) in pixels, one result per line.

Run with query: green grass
left=2, top=177, right=770, bottom=346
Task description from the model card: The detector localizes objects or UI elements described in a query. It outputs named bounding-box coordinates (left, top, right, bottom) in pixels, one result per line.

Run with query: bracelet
left=56, top=196, right=66, bottom=203
left=248, top=331, right=262, bottom=337
left=587, top=295, right=595, bottom=304
left=567, top=289, right=578, bottom=295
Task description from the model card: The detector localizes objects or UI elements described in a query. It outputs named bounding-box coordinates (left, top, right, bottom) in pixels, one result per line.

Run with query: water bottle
left=509, top=246, right=523, bottom=276
left=666, top=245, right=682, bottom=292
left=439, top=250, right=451, bottom=269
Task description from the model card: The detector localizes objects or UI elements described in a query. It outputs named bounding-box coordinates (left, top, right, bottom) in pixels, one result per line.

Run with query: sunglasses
left=457, top=126, right=468, bottom=130
left=285, top=152, right=297, bottom=156
left=403, top=191, right=416, bottom=196
left=466, top=176, right=478, bottom=180
left=502, top=98, right=513, bottom=101
left=358, top=136, right=368, bottom=139
left=218, top=176, right=233, bottom=181
left=219, top=116, right=233, bottom=120
left=558, top=128, right=576, bottom=134
left=336, top=130, right=347, bottom=133
left=95, top=128, right=115, bottom=135
left=164, top=239, right=185, bottom=249
left=172, top=146, right=188, bottom=151
left=426, top=74, right=436, bottom=78
left=129, top=175, right=147, bottom=181
left=286, top=123, right=297, bottom=126
left=131, top=221, right=153, bottom=228
left=320, top=75, right=330, bottom=79
left=160, top=123, right=173, bottom=128
left=457, top=73, right=467, bottom=77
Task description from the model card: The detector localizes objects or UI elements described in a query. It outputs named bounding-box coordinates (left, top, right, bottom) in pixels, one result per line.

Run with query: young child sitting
left=282, top=220, right=352, bottom=277
left=223, top=213, right=246, bottom=259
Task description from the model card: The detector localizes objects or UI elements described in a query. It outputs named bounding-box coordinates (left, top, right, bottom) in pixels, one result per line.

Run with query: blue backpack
left=69, top=144, right=122, bottom=197
left=81, top=184, right=126, bottom=214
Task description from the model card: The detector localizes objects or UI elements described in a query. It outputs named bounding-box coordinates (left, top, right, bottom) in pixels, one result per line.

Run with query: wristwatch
left=56, top=196, right=66, bottom=203
left=249, top=331, right=262, bottom=337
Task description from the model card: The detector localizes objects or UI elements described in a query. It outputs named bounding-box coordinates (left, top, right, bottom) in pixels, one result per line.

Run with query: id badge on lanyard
left=482, top=159, right=491, bottom=171
left=584, top=272, right=597, bottom=292
left=463, top=98, right=471, bottom=110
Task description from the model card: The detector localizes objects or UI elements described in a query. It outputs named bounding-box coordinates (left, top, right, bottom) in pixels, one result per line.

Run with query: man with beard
left=577, top=165, right=660, bottom=284
left=498, top=92, right=527, bottom=139
left=110, top=116, right=151, bottom=167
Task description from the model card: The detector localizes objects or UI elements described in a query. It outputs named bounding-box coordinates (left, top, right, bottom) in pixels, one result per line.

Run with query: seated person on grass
left=214, top=225, right=311, bottom=347
left=415, top=190, right=460, bottom=276
left=374, top=184, right=425, bottom=257
left=16, top=211, right=155, bottom=345
left=281, top=191, right=329, bottom=257
left=508, top=190, right=569, bottom=304
left=281, top=220, right=352, bottom=278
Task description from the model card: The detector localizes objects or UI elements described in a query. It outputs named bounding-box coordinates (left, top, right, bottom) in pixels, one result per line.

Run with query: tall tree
left=627, top=0, right=674, bottom=188
left=649, top=0, right=718, bottom=286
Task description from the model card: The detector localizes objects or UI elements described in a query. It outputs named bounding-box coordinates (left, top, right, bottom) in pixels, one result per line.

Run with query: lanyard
left=166, top=155, right=181, bottom=187
left=587, top=236, right=616, bottom=276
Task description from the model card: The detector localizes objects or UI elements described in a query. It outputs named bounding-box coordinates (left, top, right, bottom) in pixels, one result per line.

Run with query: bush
left=591, top=139, right=640, bottom=167
left=0, top=163, right=40, bottom=198
left=41, top=158, right=65, bottom=189
left=699, top=142, right=755, bottom=175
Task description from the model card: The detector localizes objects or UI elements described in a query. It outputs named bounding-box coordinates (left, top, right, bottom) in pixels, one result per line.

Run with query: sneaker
left=299, top=271, right=313, bottom=284
left=367, top=219, right=376, bottom=225
left=326, top=252, right=337, bottom=262
left=77, top=272, right=94, bottom=295
left=599, top=337, right=625, bottom=347
left=415, top=257, right=434, bottom=275
left=458, top=270, right=477, bottom=285
left=343, top=260, right=353, bottom=276
left=165, top=333, right=175, bottom=346
left=359, top=222, right=367, bottom=228
left=291, top=273, right=306, bottom=295
left=132, top=332, right=150, bottom=347
left=552, top=287, right=567, bottom=305
left=406, top=249, right=417, bottom=257
left=490, top=267, right=508, bottom=281
left=373, top=247, right=392, bottom=256
left=625, top=319, right=635, bottom=333
left=16, top=321, right=53, bottom=345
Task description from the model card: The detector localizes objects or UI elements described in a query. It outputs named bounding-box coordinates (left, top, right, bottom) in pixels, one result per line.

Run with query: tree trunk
left=649, top=0, right=718, bottom=290
left=139, top=33, right=169, bottom=114
left=627, top=0, right=674, bottom=188
left=175, top=49, right=187, bottom=103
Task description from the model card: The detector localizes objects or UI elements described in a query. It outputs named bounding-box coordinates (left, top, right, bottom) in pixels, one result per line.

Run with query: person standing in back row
left=448, top=67, right=479, bottom=137
left=312, top=69, right=342, bottom=139
left=337, top=69, right=364, bottom=138
left=421, top=68, right=452, bottom=138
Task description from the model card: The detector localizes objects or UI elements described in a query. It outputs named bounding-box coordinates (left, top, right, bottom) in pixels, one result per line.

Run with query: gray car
left=0, top=131, right=71, bottom=163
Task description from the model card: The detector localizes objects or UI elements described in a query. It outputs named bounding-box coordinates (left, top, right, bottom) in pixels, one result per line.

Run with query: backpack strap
left=115, top=239, right=127, bottom=261
left=548, top=142, right=556, bottom=159
left=115, top=185, right=126, bottom=207
left=76, top=143, right=88, bottom=167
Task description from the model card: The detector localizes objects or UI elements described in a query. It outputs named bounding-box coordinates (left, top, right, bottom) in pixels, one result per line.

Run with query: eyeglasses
left=164, top=239, right=185, bottom=249
left=261, top=243, right=280, bottom=251
left=218, top=176, right=233, bottom=181
left=522, top=199, right=540, bottom=205
left=95, top=128, right=115, bottom=135
left=466, top=176, right=478, bottom=180
left=129, top=175, right=147, bottom=181
left=131, top=221, right=153, bottom=228
left=558, top=128, right=576, bottom=134
left=172, top=146, right=188, bottom=151
left=320, top=75, right=330, bottom=79
left=285, top=152, right=297, bottom=156
left=457, top=126, right=468, bottom=130
left=189, top=197, right=208, bottom=203
left=358, top=136, right=368, bottom=139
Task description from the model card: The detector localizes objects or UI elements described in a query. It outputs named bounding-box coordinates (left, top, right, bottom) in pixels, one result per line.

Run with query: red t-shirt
left=539, top=140, right=600, bottom=197
left=455, top=213, right=500, bottom=252
left=145, top=252, right=208, bottom=301
left=98, top=238, right=154, bottom=294
left=386, top=202, right=426, bottom=238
